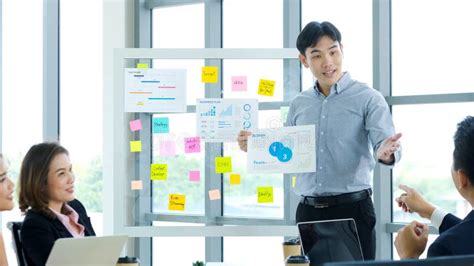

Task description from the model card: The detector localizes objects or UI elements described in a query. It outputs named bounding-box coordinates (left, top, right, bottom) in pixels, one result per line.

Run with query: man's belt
left=300, top=189, right=372, bottom=208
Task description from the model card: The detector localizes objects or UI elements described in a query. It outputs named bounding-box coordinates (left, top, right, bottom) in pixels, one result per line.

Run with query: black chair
left=7, top=221, right=27, bottom=266
left=321, top=254, right=474, bottom=266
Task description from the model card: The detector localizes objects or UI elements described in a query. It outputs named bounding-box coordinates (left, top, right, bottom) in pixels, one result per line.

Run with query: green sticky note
left=130, top=141, right=142, bottom=153
left=257, top=186, right=273, bottom=203
left=150, top=163, right=167, bottom=180
left=137, top=63, right=149, bottom=69
left=215, top=157, right=232, bottom=173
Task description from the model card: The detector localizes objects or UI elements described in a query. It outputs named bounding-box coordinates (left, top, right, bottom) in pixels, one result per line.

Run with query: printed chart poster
left=124, top=68, right=186, bottom=113
left=196, top=98, right=258, bottom=142
left=247, top=125, right=316, bottom=174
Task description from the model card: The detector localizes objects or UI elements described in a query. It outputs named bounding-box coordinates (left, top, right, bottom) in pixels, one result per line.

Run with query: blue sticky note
left=152, top=117, right=169, bottom=134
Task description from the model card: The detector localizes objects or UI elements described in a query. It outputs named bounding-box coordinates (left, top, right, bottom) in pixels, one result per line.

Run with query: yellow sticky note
left=257, top=187, right=274, bottom=203
left=292, top=176, right=296, bottom=188
left=168, top=194, right=185, bottom=211
left=130, top=141, right=142, bottom=152
left=136, top=63, right=149, bottom=69
left=208, top=189, right=221, bottom=200
left=131, top=180, right=143, bottom=190
left=215, top=157, right=232, bottom=173
left=230, top=174, right=241, bottom=185
left=257, top=79, right=275, bottom=96
left=202, top=66, right=218, bottom=83
left=150, top=164, right=167, bottom=180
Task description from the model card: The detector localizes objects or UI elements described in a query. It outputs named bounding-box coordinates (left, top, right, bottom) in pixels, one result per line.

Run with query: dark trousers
left=296, top=197, right=376, bottom=260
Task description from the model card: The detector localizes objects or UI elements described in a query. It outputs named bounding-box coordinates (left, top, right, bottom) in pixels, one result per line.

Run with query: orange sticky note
left=168, top=194, right=185, bottom=211
left=131, top=180, right=143, bottom=190
left=208, top=189, right=221, bottom=200
left=130, top=141, right=142, bottom=152
left=230, top=174, right=240, bottom=185
left=215, top=157, right=232, bottom=173
left=150, top=164, right=167, bottom=180
left=257, top=79, right=275, bottom=96
left=202, top=66, right=218, bottom=83
left=257, top=187, right=273, bottom=203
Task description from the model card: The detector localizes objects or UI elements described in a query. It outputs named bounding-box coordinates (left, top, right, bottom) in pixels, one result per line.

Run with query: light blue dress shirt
left=286, top=72, right=400, bottom=196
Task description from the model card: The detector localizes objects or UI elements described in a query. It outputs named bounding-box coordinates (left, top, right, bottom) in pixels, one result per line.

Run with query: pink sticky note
left=231, top=76, right=247, bottom=91
left=159, top=141, right=176, bottom=157
left=208, top=189, right=221, bottom=200
left=129, top=119, right=142, bottom=132
left=184, top=137, right=201, bottom=153
left=189, top=170, right=200, bottom=182
left=131, top=180, right=143, bottom=190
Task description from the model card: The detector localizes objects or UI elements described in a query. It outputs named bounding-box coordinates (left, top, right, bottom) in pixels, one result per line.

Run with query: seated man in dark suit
left=394, top=116, right=474, bottom=259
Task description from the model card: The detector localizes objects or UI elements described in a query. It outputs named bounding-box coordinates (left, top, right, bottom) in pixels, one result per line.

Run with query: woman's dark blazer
left=20, top=199, right=96, bottom=266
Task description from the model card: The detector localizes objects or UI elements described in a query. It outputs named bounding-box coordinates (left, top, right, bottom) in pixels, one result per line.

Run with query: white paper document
left=196, top=98, right=258, bottom=142
left=247, top=125, right=316, bottom=174
left=124, top=68, right=186, bottom=113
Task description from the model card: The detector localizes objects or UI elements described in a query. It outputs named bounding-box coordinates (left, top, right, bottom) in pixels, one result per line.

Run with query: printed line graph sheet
left=124, top=68, right=186, bottom=113
left=247, top=125, right=316, bottom=174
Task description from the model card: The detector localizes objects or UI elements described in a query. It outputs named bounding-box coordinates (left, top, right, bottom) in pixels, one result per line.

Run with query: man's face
left=299, top=36, right=343, bottom=92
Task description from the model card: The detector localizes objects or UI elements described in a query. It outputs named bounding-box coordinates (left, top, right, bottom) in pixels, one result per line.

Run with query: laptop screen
left=297, top=218, right=364, bottom=265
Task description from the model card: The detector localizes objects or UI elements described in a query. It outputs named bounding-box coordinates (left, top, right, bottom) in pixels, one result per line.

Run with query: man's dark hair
left=296, top=21, right=342, bottom=55
left=453, top=116, right=474, bottom=184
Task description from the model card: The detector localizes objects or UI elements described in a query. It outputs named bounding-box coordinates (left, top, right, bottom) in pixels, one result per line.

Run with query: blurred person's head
left=297, top=21, right=344, bottom=93
left=19, top=143, right=74, bottom=217
left=0, top=154, right=14, bottom=211
left=452, top=116, right=474, bottom=201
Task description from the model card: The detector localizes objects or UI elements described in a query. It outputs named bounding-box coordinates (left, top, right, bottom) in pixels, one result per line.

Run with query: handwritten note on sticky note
left=129, top=119, right=142, bottom=132
left=215, top=157, right=232, bottom=173
left=292, top=176, right=296, bottom=188
left=159, top=141, right=176, bottom=157
left=136, top=63, right=149, bottom=69
left=209, top=189, right=221, bottom=200
left=150, top=164, right=167, bottom=180
left=131, top=180, right=143, bottom=190
left=230, top=174, right=240, bottom=185
left=152, top=117, right=169, bottom=134
left=130, top=141, right=142, bottom=152
left=257, top=79, right=275, bottom=96
left=184, top=137, right=201, bottom=153
left=168, top=194, right=185, bottom=211
left=257, top=187, right=274, bottom=203
left=189, top=170, right=200, bottom=182
left=231, top=76, right=247, bottom=91
left=202, top=66, right=218, bottom=83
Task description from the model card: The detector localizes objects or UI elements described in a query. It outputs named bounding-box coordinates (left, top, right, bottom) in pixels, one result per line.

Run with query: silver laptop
left=46, top=235, right=128, bottom=266
left=297, top=218, right=364, bottom=265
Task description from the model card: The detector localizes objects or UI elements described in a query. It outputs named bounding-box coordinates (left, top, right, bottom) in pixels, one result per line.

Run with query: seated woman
left=18, top=143, right=95, bottom=266
left=0, top=154, right=15, bottom=266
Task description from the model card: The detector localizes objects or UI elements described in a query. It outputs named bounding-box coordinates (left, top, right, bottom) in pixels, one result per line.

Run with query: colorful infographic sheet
left=247, top=125, right=316, bottom=174
left=124, top=68, right=186, bottom=113
left=196, top=98, right=258, bottom=142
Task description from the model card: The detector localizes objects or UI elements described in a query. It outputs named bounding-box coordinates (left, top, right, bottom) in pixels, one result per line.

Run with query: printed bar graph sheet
left=196, top=98, right=258, bottom=142
left=124, top=68, right=186, bottom=113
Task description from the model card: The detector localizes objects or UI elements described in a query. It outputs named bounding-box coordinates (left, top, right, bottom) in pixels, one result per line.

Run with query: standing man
left=237, top=21, right=401, bottom=260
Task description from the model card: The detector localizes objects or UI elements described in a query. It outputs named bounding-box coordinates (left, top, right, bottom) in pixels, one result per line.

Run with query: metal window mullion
left=43, top=0, right=60, bottom=142
left=135, top=1, right=152, bottom=265
left=283, top=0, right=301, bottom=234
left=205, top=0, right=223, bottom=263
left=146, top=0, right=203, bottom=9
left=373, top=0, right=393, bottom=260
